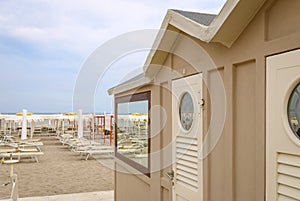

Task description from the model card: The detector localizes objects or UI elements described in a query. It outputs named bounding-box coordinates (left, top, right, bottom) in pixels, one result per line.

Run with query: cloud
left=0, top=0, right=226, bottom=112
left=0, top=0, right=225, bottom=56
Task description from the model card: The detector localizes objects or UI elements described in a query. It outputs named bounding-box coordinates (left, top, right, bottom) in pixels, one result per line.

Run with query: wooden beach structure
left=108, top=0, right=300, bottom=201
left=93, top=114, right=114, bottom=145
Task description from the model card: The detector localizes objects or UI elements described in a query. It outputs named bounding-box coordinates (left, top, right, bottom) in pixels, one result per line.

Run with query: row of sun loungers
left=77, top=148, right=114, bottom=160
left=58, top=133, right=147, bottom=161
left=57, top=134, right=114, bottom=160
left=0, top=136, right=44, bottom=163
left=0, top=151, right=44, bottom=163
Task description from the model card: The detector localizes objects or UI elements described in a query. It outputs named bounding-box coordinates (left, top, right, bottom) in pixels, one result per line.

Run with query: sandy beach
left=0, top=136, right=114, bottom=199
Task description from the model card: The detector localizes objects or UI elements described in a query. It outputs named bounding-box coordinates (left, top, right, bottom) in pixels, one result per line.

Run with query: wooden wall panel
left=233, top=60, right=256, bottom=201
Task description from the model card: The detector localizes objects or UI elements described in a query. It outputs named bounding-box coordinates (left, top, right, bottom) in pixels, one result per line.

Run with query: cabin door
left=171, top=73, right=203, bottom=201
left=266, top=49, right=300, bottom=200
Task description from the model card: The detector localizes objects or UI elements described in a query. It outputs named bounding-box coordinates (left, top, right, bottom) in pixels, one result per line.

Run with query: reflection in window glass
left=288, top=83, right=300, bottom=139
left=179, top=92, right=194, bottom=131
left=116, top=92, right=150, bottom=175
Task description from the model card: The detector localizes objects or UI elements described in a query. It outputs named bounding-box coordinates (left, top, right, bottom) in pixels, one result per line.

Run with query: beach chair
left=73, top=141, right=114, bottom=160
left=0, top=152, right=44, bottom=163
left=0, top=173, right=19, bottom=201
left=59, top=134, right=74, bottom=145
left=18, top=141, right=43, bottom=149
left=10, top=174, right=18, bottom=201
left=71, top=139, right=102, bottom=151
left=0, top=147, right=16, bottom=153
left=77, top=148, right=114, bottom=160
left=1, top=159, right=19, bottom=164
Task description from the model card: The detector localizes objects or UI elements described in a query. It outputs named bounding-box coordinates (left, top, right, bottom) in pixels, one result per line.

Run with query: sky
left=0, top=0, right=226, bottom=114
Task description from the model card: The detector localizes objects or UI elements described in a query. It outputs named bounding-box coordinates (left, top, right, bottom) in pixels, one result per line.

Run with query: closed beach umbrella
left=16, top=111, right=33, bottom=116
left=92, top=114, right=95, bottom=139
left=62, top=119, right=65, bottom=133
left=3, top=118, right=6, bottom=135
left=21, top=109, right=27, bottom=140
left=30, top=120, right=34, bottom=139
left=78, top=109, right=83, bottom=139
left=9, top=121, right=12, bottom=135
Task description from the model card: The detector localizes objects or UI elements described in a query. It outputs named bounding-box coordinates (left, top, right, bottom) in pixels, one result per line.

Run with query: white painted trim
left=109, top=0, right=267, bottom=95
left=107, top=76, right=152, bottom=95
left=207, top=0, right=240, bottom=42
left=144, top=0, right=266, bottom=78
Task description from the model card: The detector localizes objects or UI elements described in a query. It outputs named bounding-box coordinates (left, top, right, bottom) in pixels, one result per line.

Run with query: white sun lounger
left=77, top=149, right=114, bottom=160
left=75, top=145, right=112, bottom=152
left=0, top=148, right=16, bottom=153
left=118, top=149, right=138, bottom=154
left=18, top=141, right=43, bottom=146
left=0, top=152, right=44, bottom=163
left=1, top=159, right=19, bottom=164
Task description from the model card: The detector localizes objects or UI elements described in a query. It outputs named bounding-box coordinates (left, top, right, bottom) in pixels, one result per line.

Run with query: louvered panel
left=177, top=174, right=198, bottom=186
left=278, top=164, right=300, bottom=179
left=176, top=148, right=198, bottom=158
left=176, top=143, right=198, bottom=151
left=176, top=154, right=198, bottom=165
left=278, top=194, right=299, bottom=201
left=278, top=174, right=300, bottom=190
left=175, top=135, right=199, bottom=192
left=278, top=184, right=300, bottom=200
left=177, top=180, right=198, bottom=193
left=278, top=153, right=300, bottom=167
left=277, top=153, right=300, bottom=200
left=177, top=159, right=198, bottom=169
left=176, top=164, right=198, bottom=175
left=176, top=170, right=198, bottom=181
left=176, top=137, right=198, bottom=145
left=177, top=175, right=198, bottom=191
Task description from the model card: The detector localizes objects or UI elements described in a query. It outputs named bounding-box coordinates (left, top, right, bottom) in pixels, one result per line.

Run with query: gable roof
left=143, top=0, right=267, bottom=78
left=171, top=10, right=217, bottom=26
left=107, top=73, right=152, bottom=95
left=108, top=0, right=267, bottom=95
left=115, top=73, right=144, bottom=86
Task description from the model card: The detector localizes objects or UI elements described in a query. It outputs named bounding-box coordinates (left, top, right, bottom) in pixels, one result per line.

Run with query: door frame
left=266, top=49, right=300, bottom=201
left=171, top=73, right=203, bottom=201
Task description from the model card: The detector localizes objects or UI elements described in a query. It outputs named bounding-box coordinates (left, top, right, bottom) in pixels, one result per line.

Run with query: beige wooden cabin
left=108, top=0, right=300, bottom=200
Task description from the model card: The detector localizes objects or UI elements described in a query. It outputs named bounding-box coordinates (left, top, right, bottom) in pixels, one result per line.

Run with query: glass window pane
left=179, top=92, right=194, bottom=131
left=288, top=84, right=300, bottom=139
left=115, top=92, right=150, bottom=176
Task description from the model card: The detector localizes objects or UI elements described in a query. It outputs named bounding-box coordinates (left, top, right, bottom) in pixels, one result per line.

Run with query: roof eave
left=144, top=0, right=267, bottom=78
left=109, top=0, right=268, bottom=95
left=209, top=0, right=266, bottom=47
left=144, top=9, right=212, bottom=78
left=107, top=76, right=153, bottom=96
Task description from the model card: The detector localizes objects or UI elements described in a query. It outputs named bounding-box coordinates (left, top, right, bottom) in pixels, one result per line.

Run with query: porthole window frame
left=178, top=90, right=197, bottom=135
left=179, top=91, right=194, bottom=132
left=287, top=82, right=300, bottom=141
left=284, top=78, right=300, bottom=147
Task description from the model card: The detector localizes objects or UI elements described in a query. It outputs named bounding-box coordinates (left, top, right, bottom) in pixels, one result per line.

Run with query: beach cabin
left=108, top=0, right=300, bottom=200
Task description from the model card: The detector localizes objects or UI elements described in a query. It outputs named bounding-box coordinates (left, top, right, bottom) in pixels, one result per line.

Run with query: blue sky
left=0, top=0, right=226, bottom=113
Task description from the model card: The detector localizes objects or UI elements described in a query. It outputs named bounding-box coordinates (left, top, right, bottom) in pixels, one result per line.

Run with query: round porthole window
left=179, top=92, right=194, bottom=131
left=288, top=83, right=300, bottom=140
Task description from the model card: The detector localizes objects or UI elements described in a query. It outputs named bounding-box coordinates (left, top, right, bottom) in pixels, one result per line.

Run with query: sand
left=0, top=136, right=114, bottom=199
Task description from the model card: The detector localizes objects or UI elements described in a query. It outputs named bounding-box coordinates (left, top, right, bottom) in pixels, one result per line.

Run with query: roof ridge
left=171, top=9, right=217, bottom=16
left=171, top=9, right=217, bottom=26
